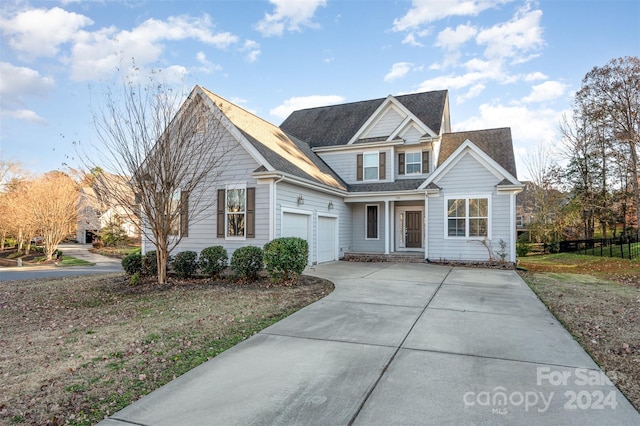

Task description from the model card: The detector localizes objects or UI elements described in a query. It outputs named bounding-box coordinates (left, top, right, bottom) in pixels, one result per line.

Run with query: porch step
left=344, top=252, right=426, bottom=263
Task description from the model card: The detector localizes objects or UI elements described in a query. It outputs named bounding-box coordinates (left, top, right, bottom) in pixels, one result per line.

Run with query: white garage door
left=317, top=216, right=337, bottom=263
left=282, top=212, right=309, bottom=240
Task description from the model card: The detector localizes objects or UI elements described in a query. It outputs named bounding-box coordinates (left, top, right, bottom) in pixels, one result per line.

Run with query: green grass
left=60, top=257, right=95, bottom=266
left=577, top=241, right=640, bottom=259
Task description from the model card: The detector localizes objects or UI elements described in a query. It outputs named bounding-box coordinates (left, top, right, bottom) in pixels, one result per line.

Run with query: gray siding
left=399, top=125, right=423, bottom=144
left=158, top=131, right=270, bottom=259
left=350, top=203, right=386, bottom=252
left=318, top=149, right=392, bottom=185
left=276, top=182, right=351, bottom=263
left=366, top=107, right=403, bottom=138
left=427, top=152, right=513, bottom=262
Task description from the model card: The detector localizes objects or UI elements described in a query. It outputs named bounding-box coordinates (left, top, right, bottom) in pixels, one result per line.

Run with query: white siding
left=365, top=107, right=403, bottom=138
left=427, top=152, right=514, bottom=262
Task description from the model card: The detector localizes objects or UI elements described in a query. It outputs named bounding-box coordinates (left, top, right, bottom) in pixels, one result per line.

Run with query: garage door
left=317, top=216, right=337, bottom=263
left=282, top=212, right=309, bottom=240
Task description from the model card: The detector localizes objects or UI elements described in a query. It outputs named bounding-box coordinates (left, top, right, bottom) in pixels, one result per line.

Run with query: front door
left=406, top=211, right=422, bottom=248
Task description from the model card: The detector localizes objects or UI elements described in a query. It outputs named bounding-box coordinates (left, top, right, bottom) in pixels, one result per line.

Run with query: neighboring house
left=147, top=85, right=523, bottom=264
left=77, top=173, right=139, bottom=244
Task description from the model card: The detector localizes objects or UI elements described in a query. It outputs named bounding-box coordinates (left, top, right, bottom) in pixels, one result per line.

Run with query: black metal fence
left=559, top=236, right=639, bottom=260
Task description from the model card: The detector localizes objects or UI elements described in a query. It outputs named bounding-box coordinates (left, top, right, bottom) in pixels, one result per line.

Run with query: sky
left=1, top=0, right=639, bottom=180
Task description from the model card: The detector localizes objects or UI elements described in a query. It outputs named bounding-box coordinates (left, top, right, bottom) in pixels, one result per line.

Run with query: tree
left=575, top=56, right=640, bottom=239
left=24, top=172, right=78, bottom=260
left=84, top=68, right=232, bottom=284
left=523, top=144, right=566, bottom=244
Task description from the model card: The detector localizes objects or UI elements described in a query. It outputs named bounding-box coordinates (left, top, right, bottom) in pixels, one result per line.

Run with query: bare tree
left=523, top=144, right=566, bottom=245
left=24, top=172, right=78, bottom=260
left=576, top=56, right=640, bottom=238
left=84, top=70, right=231, bottom=284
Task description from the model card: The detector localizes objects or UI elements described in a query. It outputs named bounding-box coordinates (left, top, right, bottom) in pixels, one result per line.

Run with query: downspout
left=271, top=175, right=285, bottom=240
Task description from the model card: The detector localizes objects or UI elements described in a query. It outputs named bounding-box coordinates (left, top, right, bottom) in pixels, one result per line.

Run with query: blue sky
left=1, top=0, right=638, bottom=179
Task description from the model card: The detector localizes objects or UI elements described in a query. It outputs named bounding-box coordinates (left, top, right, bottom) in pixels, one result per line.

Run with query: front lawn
left=519, top=253, right=640, bottom=411
left=0, top=273, right=333, bottom=425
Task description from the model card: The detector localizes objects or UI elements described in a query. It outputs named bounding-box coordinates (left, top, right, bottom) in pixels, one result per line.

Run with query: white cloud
left=402, top=33, right=424, bottom=47
left=385, top=62, right=415, bottom=82
left=476, top=5, right=543, bottom=62
left=435, top=24, right=477, bottom=51
left=393, top=0, right=512, bottom=31
left=241, top=40, right=261, bottom=63
left=524, top=71, right=548, bottom=81
left=2, top=108, right=47, bottom=125
left=521, top=80, right=565, bottom=103
left=256, top=0, right=327, bottom=37
left=417, top=72, right=485, bottom=92
left=68, top=14, right=239, bottom=81
left=1, top=7, right=93, bottom=58
left=455, top=102, right=566, bottom=178
left=0, top=62, right=54, bottom=122
left=270, top=95, right=345, bottom=119
left=195, top=51, right=222, bottom=74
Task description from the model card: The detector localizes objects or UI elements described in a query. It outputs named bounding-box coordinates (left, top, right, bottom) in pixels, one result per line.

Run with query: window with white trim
left=405, top=152, right=421, bottom=174
left=447, top=197, right=489, bottom=238
left=226, top=187, right=246, bottom=237
left=363, top=152, right=379, bottom=181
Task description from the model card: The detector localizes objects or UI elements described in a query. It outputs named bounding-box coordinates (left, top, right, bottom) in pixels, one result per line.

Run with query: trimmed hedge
left=230, top=246, right=263, bottom=280
left=199, top=246, right=228, bottom=277
left=263, top=237, right=309, bottom=282
left=121, top=252, right=142, bottom=275
left=172, top=251, right=199, bottom=279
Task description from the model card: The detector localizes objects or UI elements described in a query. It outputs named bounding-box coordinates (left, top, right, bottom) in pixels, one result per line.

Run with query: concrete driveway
left=100, top=262, right=639, bottom=425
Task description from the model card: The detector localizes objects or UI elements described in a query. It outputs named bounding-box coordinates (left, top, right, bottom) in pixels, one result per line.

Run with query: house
left=147, top=85, right=523, bottom=264
left=77, top=173, right=139, bottom=244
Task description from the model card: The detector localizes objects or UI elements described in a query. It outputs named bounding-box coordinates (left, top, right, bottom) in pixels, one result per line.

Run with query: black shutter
left=367, top=205, right=378, bottom=239
left=379, top=152, right=386, bottom=180
left=246, top=187, right=255, bottom=238
left=422, top=151, right=430, bottom=173
left=398, top=153, right=405, bottom=175
left=217, top=189, right=225, bottom=238
left=356, top=154, right=363, bottom=181
left=180, top=191, right=189, bottom=237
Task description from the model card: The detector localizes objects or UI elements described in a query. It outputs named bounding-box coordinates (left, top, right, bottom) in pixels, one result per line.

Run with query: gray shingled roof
left=439, top=128, right=518, bottom=179
left=240, top=130, right=347, bottom=189
left=280, top=91, right=448, bottom=148
left=347, top=179, right=425, bottom=193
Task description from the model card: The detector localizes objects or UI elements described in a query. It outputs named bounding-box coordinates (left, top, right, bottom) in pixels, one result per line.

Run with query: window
left=405, top=152, right=421, bottom=174
left=168, top=190, right=181, bottom=236
left=398, top=151, right=429, bottom=175
left=217, top=187, right=255, bottom=239
left=226, top=187, right=246, bottom=237
left=363, top=152, right=379, bottom=181
left=366, top=205, right=378, bottom=239
left=447, top=197, right=489, bottom=238
left=357, top=152, right=385, bottom=181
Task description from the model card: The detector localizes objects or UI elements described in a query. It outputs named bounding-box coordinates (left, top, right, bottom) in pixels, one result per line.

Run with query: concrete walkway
left=100, top=262, right=639, bottom=425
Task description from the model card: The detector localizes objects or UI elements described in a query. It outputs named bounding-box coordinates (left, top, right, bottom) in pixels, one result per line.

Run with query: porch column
left=384, top=200, right=390, bottom=254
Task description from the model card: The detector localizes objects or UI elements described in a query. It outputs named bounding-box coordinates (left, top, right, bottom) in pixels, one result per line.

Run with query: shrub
left=199, top=246, right=228, bottom=278
left=130, top=272, right=141, bottom=286
left=122, top=252, right=142, bottom=275
left=231, top=246, right=263, bottom=280
left=142, top=250, right=158, bottom=276
left=92, top=240, right=104, bottom=249
left=99, top=217, right=128, bottom=247
left=172, top=251, right=199, bottom=279
left=263, top=237, right=309, bottom=282
left=516, top=241, right=531, bottom=258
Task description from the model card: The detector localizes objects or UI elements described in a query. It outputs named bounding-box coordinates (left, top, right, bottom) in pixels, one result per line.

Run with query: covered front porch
left=346, top=193, right=427, bottom=256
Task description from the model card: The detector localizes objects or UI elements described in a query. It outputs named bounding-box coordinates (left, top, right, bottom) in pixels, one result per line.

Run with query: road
left=0, top=243, right=123, bottom=282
